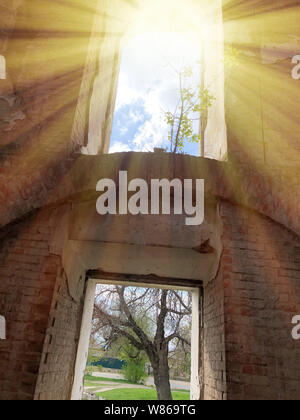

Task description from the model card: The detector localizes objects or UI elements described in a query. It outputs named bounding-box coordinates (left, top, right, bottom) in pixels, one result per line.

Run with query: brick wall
left=203, top=270, right=227, bottom=400
left=0, top=206, right=83, bottom=400
left=1, top=196, right=300, bottom=400
left=34, top=270, right=84, bottom=400
left=219, top=200, right=300, bottom=400
left=0, top=209, right=58, bottom=399
left=0, top=0, right=99, bottom=228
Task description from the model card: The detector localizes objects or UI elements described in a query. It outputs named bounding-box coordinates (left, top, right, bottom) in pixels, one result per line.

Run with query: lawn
left=96, top=388, right=190, bottom=401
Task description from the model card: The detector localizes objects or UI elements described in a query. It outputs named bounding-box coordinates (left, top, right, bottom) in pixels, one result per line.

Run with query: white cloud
left=109, top=141, right=132, bottom=154
left=133, top=117, right=168, bottom=152
left=129, top=109, right=144, bottom=124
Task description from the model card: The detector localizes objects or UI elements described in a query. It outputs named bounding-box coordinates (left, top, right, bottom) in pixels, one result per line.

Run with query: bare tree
left=92, top=286, right=192, bottom=400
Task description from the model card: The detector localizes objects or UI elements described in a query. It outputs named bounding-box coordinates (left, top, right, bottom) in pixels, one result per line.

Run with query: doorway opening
left=71, top=276, right=203, bottom=401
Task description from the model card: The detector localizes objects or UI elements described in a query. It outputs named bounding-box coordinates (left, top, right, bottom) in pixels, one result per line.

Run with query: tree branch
left=117, top=287, right=154, bottom=350
left=166, top=333, right=191, bottom=347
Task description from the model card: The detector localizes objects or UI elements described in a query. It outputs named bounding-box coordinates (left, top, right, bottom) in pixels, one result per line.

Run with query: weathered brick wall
left=0, top=0, right=99, bottom=153
left=0, top=0, right=100, bottom=227
left=0, top=0, right=123, bottom=231
left=219, top=200, right=300, bottom=400
left=0, top=209, right=59, bottom=399
left=34, top=269, right=84, bottom=400
left=203, top=270, right=227, bottom=400
left=0, top=206, right=83, bottom=400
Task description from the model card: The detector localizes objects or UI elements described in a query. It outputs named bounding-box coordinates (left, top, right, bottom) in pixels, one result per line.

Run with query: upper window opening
left=108, top=0, right=227, bottom=159
left=84, top=0, right=227, bottom=159
left=110, top=31, right=203, bottom=156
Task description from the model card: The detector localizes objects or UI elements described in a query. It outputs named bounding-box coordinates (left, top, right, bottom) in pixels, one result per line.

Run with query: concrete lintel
left=62, top=240, right=217, bottom=289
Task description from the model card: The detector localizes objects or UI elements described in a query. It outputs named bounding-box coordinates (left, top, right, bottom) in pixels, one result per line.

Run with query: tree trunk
left=151, top=350, right=173, bottom=400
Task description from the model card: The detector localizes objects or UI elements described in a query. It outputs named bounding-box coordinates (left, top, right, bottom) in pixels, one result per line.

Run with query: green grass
left=96, top=388, right=190, bottom=401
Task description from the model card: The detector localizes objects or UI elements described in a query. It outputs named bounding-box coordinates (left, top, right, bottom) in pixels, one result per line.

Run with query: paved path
left=92, top=372, right=190, bottom=391
left=86, top=383, right=150, bottom=394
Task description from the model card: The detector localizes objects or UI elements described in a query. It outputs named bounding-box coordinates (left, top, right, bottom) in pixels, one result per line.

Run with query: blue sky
left=109, top=32, right=201, bottom=156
